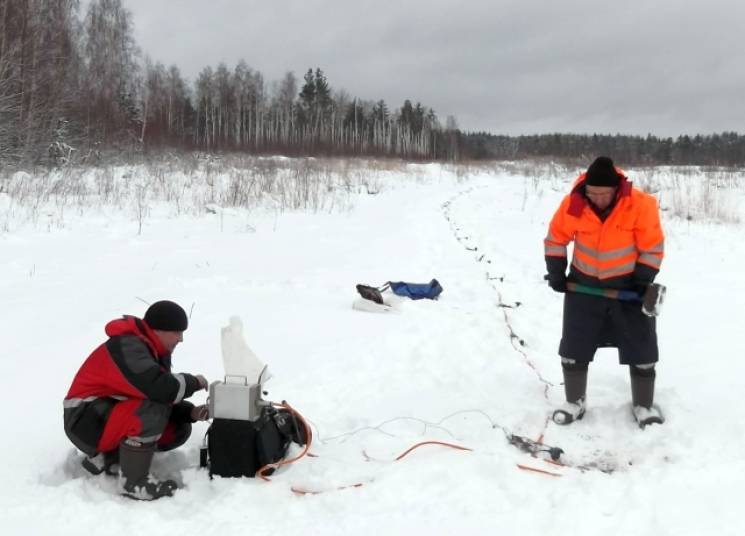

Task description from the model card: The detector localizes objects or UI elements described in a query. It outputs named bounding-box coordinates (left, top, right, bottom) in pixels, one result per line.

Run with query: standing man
left=64, top=300, right=210, bottom=500
left=544, top=156, right=665, bottom=428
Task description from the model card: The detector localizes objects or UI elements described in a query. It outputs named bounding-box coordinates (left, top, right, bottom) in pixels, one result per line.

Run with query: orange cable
left=394, top=440, right=473, bottom=461
left=258, top=406, right=559, bottom=492
left=516, top=463, right=562, bottom=477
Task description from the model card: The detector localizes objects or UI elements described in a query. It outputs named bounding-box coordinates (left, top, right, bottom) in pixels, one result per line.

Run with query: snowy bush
left=634, top=166, right=744, bottom=224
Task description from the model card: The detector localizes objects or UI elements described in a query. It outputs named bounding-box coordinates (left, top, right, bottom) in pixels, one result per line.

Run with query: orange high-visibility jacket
left=544, top=170, right=664, bottom=287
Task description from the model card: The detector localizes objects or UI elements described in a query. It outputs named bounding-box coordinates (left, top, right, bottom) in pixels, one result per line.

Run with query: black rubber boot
left=630, top=367, right=654, bottom=407
left=630, top=366, right=664, bottom=428
left=552, top=362, right=588, bottom=425
left=563, top=366, right=588, bottom=404
left=119, top=439, right=178, bottom=501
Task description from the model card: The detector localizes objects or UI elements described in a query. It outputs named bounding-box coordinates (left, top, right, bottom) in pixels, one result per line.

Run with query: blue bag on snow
left=388, top=279, right=443, bottom=300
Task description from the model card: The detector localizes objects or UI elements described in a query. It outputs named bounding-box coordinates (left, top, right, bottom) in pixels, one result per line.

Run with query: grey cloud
left=119, top=0, right=745, bottom=136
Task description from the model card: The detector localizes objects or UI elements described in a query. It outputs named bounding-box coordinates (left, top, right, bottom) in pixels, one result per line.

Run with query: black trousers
left=559, top=291, right=658, bottom=365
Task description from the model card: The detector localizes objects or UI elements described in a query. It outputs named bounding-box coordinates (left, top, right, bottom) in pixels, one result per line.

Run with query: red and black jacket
left=63, top=316, right=201, bottom=453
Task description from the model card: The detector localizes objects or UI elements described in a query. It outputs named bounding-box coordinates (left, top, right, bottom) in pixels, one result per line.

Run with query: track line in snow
left=441, top=186, right=554, bottom=400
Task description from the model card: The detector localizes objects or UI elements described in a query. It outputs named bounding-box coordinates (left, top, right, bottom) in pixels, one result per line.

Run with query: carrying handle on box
left=224, top=374, right=248, bottom=385
left=257, top=364, right=269, bottom=385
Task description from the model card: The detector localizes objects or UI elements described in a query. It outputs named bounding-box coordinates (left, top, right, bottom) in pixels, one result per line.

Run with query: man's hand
left=195, top=374, right=209, bottom=390
left=190, top=404, right=210, bottom=421
left=546, top=273, right=567, bottom=293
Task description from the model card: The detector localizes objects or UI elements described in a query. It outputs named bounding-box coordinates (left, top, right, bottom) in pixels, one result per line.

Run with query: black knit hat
left=144, top=300, right=188, bottom=331
left=585, top=156, right=620, bottom=187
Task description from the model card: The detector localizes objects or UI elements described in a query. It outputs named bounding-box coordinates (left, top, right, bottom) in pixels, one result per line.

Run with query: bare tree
left=0, top=47, right=20, bottom=161
left=0, top=0, right=81, bottom=163
left=81, top=0, right=140, bottom=145
left=276, top=71, right=297, bottom=148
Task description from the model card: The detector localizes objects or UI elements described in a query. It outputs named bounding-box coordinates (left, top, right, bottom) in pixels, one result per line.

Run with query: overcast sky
left=114, top=0, right=744, bottom=137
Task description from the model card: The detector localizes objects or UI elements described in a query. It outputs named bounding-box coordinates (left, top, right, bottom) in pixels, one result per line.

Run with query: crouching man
left=63, top=300, right=210, bottom=501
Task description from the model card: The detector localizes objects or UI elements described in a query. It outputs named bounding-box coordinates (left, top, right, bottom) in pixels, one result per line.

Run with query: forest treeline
left=0, top=0, right=456, bottom=164
left=1, top=0, right=744, bottom=167
left=458, top=131, right=745, bottom=167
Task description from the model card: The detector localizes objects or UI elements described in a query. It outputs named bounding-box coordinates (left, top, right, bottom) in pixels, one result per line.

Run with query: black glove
left=546, top=273, right=567, bottom=293
left=170, top=401, right=195, bottom=425
left=630, top=279, right=649, bottom=298
left=631, top=264, right=657, bottom=297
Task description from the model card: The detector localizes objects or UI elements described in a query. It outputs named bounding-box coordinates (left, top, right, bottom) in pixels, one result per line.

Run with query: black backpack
left=204, top=407, right=307, bottom=478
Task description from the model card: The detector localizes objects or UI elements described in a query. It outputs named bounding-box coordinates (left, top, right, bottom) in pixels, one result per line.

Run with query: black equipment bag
left=206, top=407, right=305, bottom=478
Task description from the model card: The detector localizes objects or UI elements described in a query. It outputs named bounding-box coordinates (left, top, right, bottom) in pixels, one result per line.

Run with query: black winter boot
left=552, top=362, right=588, bottom=425
left=563, top=366, right=588, bottom=404
left=81, top=449, right=120, bottom=476
left=630, top=366, right=664, bottom=429
left=119, top=439, right=178, bottom=501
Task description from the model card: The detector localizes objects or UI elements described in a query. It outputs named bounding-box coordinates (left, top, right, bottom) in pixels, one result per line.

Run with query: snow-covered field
left=2, top=160, right=743, bottom=535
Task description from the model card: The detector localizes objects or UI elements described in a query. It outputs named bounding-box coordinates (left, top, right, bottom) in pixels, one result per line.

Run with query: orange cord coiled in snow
left=256, top=400, right=313, bottom=481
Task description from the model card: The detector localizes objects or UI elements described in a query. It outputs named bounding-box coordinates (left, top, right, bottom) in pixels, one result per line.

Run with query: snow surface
left=2, top=162, right=743, bottom=535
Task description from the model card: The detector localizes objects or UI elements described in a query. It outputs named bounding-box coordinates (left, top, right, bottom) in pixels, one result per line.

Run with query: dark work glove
left=170, top=401, right=195, bottom=425
left=546, top=273, right=567, bottom=293
left=630, top=280, right=649, bottom=299
left=182, top=373, right=209, bottom=400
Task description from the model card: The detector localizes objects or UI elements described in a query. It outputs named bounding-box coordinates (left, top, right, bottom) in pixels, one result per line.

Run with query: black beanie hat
left=144, top=300, right=188, bottom=331
left=585, top=156, right=620, bottom=187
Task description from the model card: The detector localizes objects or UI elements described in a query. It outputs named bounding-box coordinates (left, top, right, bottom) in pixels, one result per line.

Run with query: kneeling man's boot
left=119, top=438, right=177, bottom=501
